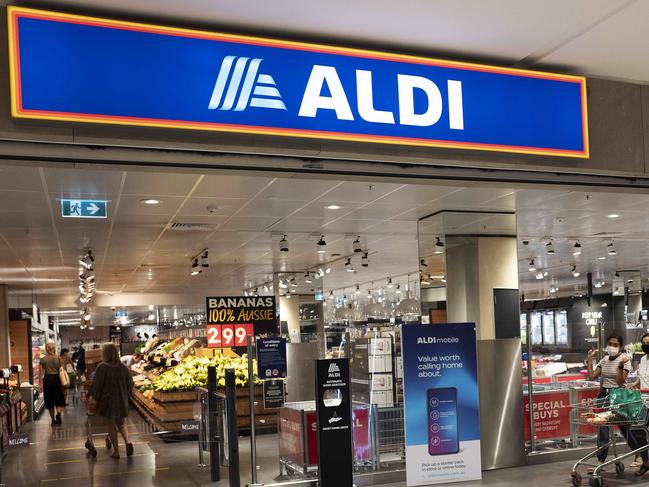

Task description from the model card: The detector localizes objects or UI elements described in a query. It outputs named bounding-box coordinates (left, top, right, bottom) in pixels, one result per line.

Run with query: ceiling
left=3, top=163, right=649, bottom=314
left=28, top=0, right=649, bottom=84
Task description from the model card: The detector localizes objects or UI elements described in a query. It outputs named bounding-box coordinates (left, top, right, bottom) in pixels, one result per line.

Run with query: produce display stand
left=129, top=347, right=277, bottom=434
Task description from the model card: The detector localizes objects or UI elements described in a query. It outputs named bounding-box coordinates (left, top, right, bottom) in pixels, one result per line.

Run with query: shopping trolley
left=570, top=392, right=649, bottom=487
left=83, top=397, right=112, bottom=459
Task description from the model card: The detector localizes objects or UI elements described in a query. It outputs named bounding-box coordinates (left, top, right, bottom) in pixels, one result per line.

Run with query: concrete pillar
left=0, top=285, right=10, bottom=367
left=446, top=237, right=518, bottom=340
left=280, top=296, right=301, bottom=343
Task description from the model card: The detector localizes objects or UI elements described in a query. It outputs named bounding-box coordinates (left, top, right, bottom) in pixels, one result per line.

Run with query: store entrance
left=2, top=162, right=649, bottom=485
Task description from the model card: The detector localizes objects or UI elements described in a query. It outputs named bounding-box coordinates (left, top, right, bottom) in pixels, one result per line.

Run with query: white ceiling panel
left=193, top=174, right=274, bottom=199
left=122, top=172, right=201, bottom=197
left=178, top=197, right=247, bottom=217
left=43, top=168, right=124, bottom=200
left=257, top=178, right=340, bottom=201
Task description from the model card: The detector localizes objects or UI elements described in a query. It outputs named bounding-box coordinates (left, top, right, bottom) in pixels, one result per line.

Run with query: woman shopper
left=39, top=342, right=66, bottom=426
left=60, top=348, right=77, bottom=405
left=88, top=343, right=134, bottom=459
left=587, top=333, right=649, bottom=476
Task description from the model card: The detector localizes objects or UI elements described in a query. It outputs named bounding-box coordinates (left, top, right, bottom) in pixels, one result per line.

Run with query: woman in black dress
left=88, top=343, right=134, bottom=458
left=40, top=342, right=66, bottom=426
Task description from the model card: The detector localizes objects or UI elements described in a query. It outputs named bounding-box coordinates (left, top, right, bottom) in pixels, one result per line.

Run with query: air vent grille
left=170, top=222, right=215, bottom=232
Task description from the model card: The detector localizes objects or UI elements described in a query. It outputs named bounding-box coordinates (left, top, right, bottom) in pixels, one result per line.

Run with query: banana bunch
left=151, top=353, right=262, bottom=392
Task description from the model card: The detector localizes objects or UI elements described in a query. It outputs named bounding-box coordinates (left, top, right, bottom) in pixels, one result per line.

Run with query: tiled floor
left=2, top=402, right=648, bottom=486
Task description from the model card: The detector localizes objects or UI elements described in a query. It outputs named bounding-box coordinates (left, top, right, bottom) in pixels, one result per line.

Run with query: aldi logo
left=208, top=56, right=286, bottom=112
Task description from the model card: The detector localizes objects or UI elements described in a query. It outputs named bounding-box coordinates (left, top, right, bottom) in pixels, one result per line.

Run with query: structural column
left=0, top=284, right=10, bottom=367
left=445, top=237, right=519, bottom=340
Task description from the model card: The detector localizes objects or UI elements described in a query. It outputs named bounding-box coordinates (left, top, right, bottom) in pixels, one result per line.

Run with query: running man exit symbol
left=61, top=199, right=108, bottom=218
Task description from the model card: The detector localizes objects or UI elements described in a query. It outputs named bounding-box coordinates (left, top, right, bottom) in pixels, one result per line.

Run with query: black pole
left=207, top=366, right=220, bottom=482
left=225, top=368, right=240, bottom=487
left=587, top=272, right=593, bottom=307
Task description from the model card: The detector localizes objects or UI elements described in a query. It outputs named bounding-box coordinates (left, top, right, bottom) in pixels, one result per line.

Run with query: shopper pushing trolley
left=570, top=334, right=649, bottom=486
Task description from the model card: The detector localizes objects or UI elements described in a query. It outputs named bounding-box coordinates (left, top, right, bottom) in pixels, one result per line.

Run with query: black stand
left=207, top=366, right=220, bottom=482
left=225, top=368, right=240, bottom=487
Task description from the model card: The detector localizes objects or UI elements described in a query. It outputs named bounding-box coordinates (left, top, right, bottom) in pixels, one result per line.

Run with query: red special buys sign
left=523, top=391, right=571, bottom=440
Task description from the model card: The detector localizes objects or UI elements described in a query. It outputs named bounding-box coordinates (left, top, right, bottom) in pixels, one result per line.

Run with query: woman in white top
left=634, top=333, right=649, bottom=390
left=630, top=333, right=649, bottom=468
left=587, top=333, right=649, bottom=476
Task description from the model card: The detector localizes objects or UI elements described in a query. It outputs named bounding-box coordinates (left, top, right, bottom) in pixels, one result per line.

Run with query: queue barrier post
left=225, top=368, right=240, bottom=487
left=207, top=366, right=221, bottom=482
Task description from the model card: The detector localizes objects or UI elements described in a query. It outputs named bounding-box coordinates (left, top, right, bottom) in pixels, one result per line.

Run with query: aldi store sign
left=9, top=7, right=588, bottom=158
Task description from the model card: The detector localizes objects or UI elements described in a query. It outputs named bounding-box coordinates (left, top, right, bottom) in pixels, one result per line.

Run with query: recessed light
left=607, top=214, right=620, bottom=219
left=140, top=198, right=160, bottom=205
left=598, top=256, right=606, bottom=260
left=325, top=204, right=342, bottom=210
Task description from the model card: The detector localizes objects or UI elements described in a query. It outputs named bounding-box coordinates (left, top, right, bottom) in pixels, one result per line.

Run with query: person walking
left=587, top=333, right=649, bottom=476
left=75, top=341, right=87, bottom=378
left=60, top=348, right=77, bottom=405
left=88, top=343, right=134, bottom=458
left=40, top=342, right=66, bottom=426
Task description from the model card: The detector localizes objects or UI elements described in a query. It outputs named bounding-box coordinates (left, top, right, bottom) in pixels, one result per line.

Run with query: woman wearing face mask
left=629, top=333, right=649, bottom=468
left=587, top=333, right=649, bottom=476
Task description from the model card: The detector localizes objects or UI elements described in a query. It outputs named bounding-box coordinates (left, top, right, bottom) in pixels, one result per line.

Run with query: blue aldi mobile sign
left=401, top=323, right=480, bottom=486
left=8, top=7, right=587, bottom=158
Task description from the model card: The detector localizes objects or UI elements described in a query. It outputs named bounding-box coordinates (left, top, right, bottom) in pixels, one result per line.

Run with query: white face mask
left=606, top=345, right=620, bottom=356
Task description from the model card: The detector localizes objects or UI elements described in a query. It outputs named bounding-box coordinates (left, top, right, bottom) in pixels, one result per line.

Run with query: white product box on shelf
left=395, top=356, right=403, bottom=379
left=371, top=373, right=394, bottom=391
left=372, top=390, right=394, bottom=407
left=369, top=354, right=393, bottom=373
left=369, top=337, right=392, bottom=355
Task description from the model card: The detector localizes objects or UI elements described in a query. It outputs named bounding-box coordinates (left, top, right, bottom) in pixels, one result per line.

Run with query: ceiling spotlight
left=607, top=242, right=616, bottom=255
left=140, top=198, right=160, bottom=205
left=361, top=252, right=369, bottom=267
left=147, top=312, right=155, bottom=321
left=396, top=284, right=401, bottom=294
left=328, top=290, right=334, bottom=300
left=352, top=236, right=362, bottom=253
left=79, top=250, right=94, bottom=270
left=420, top=259, right=428, bottom=268
left=200, top=250, right=209, bottom=268
left=598, top=256, right=606, bottom=260
left=607, top=213, right=620, bottom=219
left=279, top=235, right=289, bottom=252
left=82, top=310, right=91, bottom=321
left=290, top=288, right=297, bottom=293
left=573, top=241, right=582, bottom=256
left=528, top=259, right=536, bottom=272
left=572, top=265, right=580, bottom=278
left=325, top=267, right=331, bottom=274
left=279, top=280, right=288, bottom=289
left=615, top=271, right=620, bottom=278
left=190, top=259, right=201, bottom=276
left=441, top=276, right=447, bottom=283
left=435, top=237, right=445, bottom=254
left=345, top=258, right=354, bottom=272
left=325, top=204, right=342, bottom=210
left=594, top=281, right=603, bottom=288
left=355, top=285, right=361, bottom=295
left=316, top=235, right=327, bottom=254
left=545, top=241, right=555, bottom=254
left=387, top=277, right=394, bottom=289
left=549, top=286, right=557, bottom=294
left=318, top=267, right=325, bottom=277
left=290, top=277, right=297, bottom=287
left=305, top=272, right=313, bottom=284
left=535, top=272, right=544, bottom=280
left=421, top=277, right=431, bottom=285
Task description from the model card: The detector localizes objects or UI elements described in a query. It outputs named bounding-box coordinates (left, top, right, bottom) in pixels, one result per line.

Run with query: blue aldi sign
left=8, top=7, right=588, bottom=158
left=61, top=199, right=108, bottom=219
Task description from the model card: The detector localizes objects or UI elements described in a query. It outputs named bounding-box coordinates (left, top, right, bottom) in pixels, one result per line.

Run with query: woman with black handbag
left=40, top=342, right=67, bottom=426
